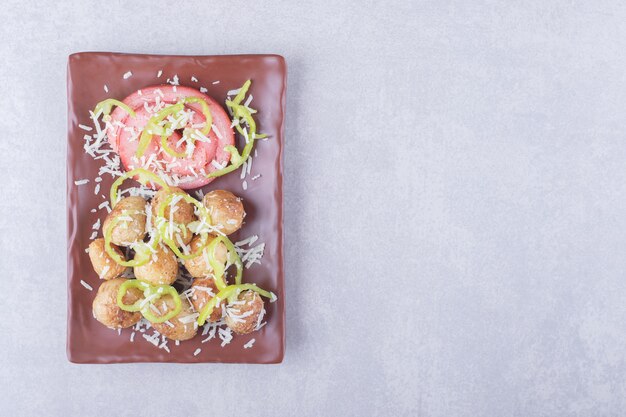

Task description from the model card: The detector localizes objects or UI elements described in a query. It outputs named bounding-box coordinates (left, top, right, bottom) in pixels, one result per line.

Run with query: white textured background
left=1, top=1, right=626, bottom=416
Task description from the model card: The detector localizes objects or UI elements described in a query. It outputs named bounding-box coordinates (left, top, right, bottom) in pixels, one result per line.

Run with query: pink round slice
left=106, top=85, right=234, bottom=190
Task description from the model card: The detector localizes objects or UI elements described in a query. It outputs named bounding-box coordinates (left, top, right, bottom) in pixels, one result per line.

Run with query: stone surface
left=1, top=0, right=626, bottom=415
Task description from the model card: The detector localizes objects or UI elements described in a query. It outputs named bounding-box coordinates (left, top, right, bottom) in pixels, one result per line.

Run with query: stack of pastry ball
left=89, top=188, right=265, bottom=341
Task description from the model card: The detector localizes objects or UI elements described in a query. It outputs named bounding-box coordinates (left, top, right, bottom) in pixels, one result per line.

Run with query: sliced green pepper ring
left=180, top=97, right=212, bottom=136
left=158, top=224, right=210, bottom=261
left=103, top=214, right=159, bottom=267
left=137, top=97, right=212, bottom=158
left=117, top=279, right=151, bottom=312
left=197, top=283, right=275, bottom=326
left=110, top=168, right=170, bottom=207
left=140, top=284, right=182, bottom=323
left=117, top=279, right=182, bottom=324
left=160, top=125, right=188, bottom=159
left=94, top=98, right=136, bottom=118
left=136, top=103, right=184, bottom=157
left=159, top=97, right=212, bottom=159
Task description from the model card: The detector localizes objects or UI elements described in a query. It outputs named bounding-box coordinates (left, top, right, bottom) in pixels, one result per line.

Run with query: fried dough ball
left=133, top=244, right=178, bottom=285
left=190, top=278, right=223, bottom=323
left=88, top=238, right=126, bottom=280
left=92, top=278, right=142, bottom=329
left=183, top=234, right=228, bottom=278
left=103, top=196, right=147, bottom=246
left=224, top=290, right=264, bottom=335
left=202, top=190, right=245, bottom=235
left=151, top=186, right=197, bottom=246
left=151, top=297, right=198, bottom=341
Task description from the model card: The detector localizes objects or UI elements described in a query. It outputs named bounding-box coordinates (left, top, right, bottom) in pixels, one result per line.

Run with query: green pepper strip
left=230, top=80, right=265, bottom=138
left=110, top=168, right=170, bottom=207
left=181, top=97, right=212, bottom=136
left=208, top=235, right=243, bottom=286
left=139, top=284, right=182, bottom=323
left=206, top=80, right=267, bottom=179
left=155, top=192, right=212, bottom=260
left=232, top=80, right=251, bottom=105
left=103, top=214, right=159, bottom=267
left=160, top=127, right=188, bottom=159
left=136, top=103, right=184, bottom=157
left=160, top=96, right=213, bottom=159
left=94, top=98, right=136, bottom=118
left=138, top=97, right=212, bottom=158
left=117, top=280, right=182, bottom=323
left=116, top=279, right=151, bottom=311
left=197, top=283, right=275, bottom=326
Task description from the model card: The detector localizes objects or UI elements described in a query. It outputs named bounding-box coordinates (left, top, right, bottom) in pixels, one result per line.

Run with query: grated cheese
left=211, top=160, right=226, bottom=170
left=218, top=327, right=233, bottom=347
left=74, top=179, right=89, bottom=185
left=142, top=333, right=159, bottom=346
left=103, top=85, right=109, bottom=93
left=98, top=201, right=111, bottom=213
left=178, top=313, right=200, bottom=325
left=123, top=71, right=133, bottom=79
left=244, top=339, right=256, bottom=349
left=209, top=126, right=222, bottom=142
left=80, top=280, right=93, bottom=291
left=234, top=236, right=265, bottom=268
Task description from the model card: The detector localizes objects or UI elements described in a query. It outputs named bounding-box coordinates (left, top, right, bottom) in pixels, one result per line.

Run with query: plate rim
left=66, top=52, right=286, bottom=364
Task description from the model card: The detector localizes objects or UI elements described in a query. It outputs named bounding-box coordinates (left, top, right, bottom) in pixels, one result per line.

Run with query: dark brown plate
left=67, top=52, right=286, bottom=363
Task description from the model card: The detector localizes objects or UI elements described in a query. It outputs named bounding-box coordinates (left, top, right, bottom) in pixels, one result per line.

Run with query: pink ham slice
left=107, top=85, right=234, bottom=189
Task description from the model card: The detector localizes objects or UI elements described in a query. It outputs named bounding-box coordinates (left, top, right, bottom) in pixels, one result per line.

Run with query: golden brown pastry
left=133, top=243, right=178, bottom=285
left=189, top=278, right=223, bottom=322
left=151, top=186, right=197, bottom=246
left=183, top=234, right=228, bottom=278
left=92, top=278, right=142, bottom=329
left=103, top=196, right=147, bottom=246
left=202, top=190, right=245, bottom=235
left=88, top=238, right=126, bottom=280
left=151, top=297, right=198, bottom=341
left=224, top=290, right=264, bottom=335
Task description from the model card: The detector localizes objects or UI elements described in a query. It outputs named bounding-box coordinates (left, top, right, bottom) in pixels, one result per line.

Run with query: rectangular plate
left=67, top=52, right=286, bottom=363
